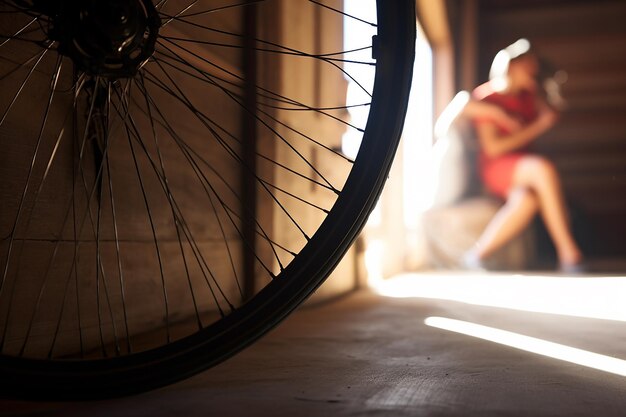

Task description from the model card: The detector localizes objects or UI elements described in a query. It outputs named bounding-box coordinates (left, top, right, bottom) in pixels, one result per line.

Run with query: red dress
left=472, top=82, right=539, bottom=198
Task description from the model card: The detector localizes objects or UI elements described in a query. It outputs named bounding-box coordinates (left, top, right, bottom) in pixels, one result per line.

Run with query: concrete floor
left=2, top=272, right=626, bottom=416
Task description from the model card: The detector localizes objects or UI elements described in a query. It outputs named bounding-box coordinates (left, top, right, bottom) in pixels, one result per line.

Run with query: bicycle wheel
left=0, top=0, right=414, bottom=399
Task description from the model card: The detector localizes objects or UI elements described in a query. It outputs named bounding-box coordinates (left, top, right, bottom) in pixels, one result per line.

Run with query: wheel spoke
left=160, top=0, right=198, bottom=28
left=0, top=15, right=36, bottom=48
left=131, top=75, right=277, bottom=280
left=137, top=73, right=205, bottom=326
left=159, top=35, right=375, bottom=66
left=115, top=80, right=245, bottom=312
left=13, top=96, right=75, bottom=357
left=0, top=45, right=49, bottom=126
left=104, top=145, right=133, bottom=354
left=157, top=10, right=373, bottom=97
left=0, top=54, right=63, bottom=350
left=115, top=83, right=173, bottom=343
left=152, top=44, right=345, bottom=190
left=153, top=42, right=366, bottom=143
left=307, top=0, right=376, bottom=26
left=174, top=0, right=267, bottom=19
left=146, top=59, right=311, bottom=246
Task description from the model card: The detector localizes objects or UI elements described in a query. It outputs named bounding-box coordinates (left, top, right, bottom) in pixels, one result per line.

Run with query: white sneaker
left=461, top=251, right=486, bottom=271
left=558, top=261, right=586, bottom=275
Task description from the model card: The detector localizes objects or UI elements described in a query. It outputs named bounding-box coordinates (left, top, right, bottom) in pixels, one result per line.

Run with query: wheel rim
left=0, top=0, right=414, bottom=398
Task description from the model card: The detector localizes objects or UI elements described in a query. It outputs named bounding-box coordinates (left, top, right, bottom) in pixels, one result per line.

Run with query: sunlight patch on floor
left=370, top=272, right=626, bottom=322
left=425, top=316, right=626, bottom=377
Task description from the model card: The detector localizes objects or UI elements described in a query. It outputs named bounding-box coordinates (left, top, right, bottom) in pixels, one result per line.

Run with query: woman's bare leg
left=473, top=187, right=539, bottom=260
left=512, top=156, right=583, bottom=266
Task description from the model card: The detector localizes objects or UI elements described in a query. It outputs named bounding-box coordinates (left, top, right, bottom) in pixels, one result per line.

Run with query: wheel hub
left=50, top=0, right=160, bottom=78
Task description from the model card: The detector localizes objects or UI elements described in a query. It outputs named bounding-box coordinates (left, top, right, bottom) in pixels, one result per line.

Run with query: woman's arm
left=476, top=106, right=557, bottom=158
left=435, top=92, right=521, bottom=139
left=464, top=100, right=521, bottom=133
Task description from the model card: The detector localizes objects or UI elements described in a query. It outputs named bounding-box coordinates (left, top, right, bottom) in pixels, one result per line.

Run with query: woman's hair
left=489, top=38, right=532, bottom=81
left=489, top=38, right=535, bottom=91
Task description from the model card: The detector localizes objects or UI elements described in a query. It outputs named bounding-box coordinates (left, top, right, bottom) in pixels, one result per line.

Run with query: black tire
left=0, top=0, right=415, bottom=399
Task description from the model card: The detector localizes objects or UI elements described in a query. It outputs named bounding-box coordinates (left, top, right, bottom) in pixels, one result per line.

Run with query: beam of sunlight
left=402, top=22, right=434, bottom=219
left=365, top=239, right=385, bottom=284
left=341, top=0, right=376, bottom=160
left=371, top=272, right=626, bottom=322
left=425, top=316, right=626, bottom=377
left=433, top=91, right=469, bottom=139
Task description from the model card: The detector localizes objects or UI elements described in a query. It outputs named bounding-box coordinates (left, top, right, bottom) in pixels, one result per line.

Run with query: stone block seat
left=422, top=197, right=536, bottom=271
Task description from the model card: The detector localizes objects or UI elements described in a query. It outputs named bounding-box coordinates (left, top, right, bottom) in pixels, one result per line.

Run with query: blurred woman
left=463, top=39, right=583, bottom=272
